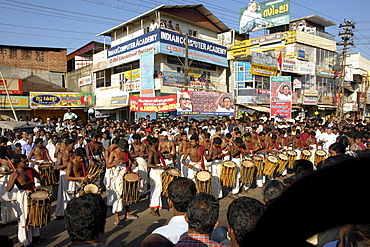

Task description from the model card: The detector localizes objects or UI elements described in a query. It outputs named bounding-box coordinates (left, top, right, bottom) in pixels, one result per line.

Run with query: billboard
left=0, top=95, right=29, bottom=108
left=30, top=92, right=94, bottom=108
left=270, top=76, right=292, bottom=118
left=239, top=0, right=290, bottom=34
left=130, top=95, right=177, bottom=112
left=177, top=91, right=234, bottom=116
left=0, top=79, right=23, bottom=94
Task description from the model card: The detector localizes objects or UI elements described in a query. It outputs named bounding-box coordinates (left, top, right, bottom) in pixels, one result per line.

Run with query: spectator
left=167, top=20, right=174, bottom=30
left=175, top=193, right=230, bottom=247
left=149, top=20, right=159, bottom=32
left=63, top=108, right=78, bottom=121
left=262, top=180, right=287, bottom=206
left=65, top=193, right=107, bottom=246
left=141, top=233, right=175, bottom=247
left=152, top=177, right=196, bottom=244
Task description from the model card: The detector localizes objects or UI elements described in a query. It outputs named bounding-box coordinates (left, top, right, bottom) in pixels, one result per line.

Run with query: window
left=95, top=70, right=111, bottom=88
left=234, top=61, right=254, bottom=89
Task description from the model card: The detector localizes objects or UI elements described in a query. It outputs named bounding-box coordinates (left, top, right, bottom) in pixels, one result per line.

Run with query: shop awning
left=94, top=105, right=127, bottom=110
left=238, top=105, right=270, bottom=113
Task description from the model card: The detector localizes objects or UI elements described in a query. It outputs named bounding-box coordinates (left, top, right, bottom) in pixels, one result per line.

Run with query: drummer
left=27, top=138, right=53, bottom=188
left=66, top=147, right=90, bottom=198
left=229, top=137, right=246, bottom=196
left=204, top=137, right=223, bottom=199
left=6, top=154, right=46, bottom=246
left=85, top=132, right=105, bottom=165
left=158, top=131, right=176, bottom=167
left=181, top=135, right=205, bottom=181
left=130, top=133, right=148, bottom=195
left=106, top=139, right=138, bottom=227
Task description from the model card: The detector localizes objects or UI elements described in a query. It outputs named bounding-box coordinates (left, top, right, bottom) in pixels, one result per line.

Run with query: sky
left=1, top=0, right=369, bottom=60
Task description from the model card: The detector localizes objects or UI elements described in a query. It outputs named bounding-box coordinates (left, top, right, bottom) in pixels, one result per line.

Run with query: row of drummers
left=161, top=149, right=328, bottom=197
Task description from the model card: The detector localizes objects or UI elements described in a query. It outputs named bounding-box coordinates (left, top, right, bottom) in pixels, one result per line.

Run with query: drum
left=300, top=150, right=312, bottom=160
left=79, top=183, right=101, bottom=197
left=314, top=150, right=327, bottom=166
left=27, top=188, right=52, bottom=227
left=195, top=169, right=212, bottom=194
left=220, top=161, right=237, bottom=187
left=86, top=161, right=104, bottom=183
left=287, top=150, right=298, bottom=169
left=161, top=168, right=181, bottom=196
left=253, top=156, right=264, bottom=178
left=38, top=162, right=58, bottom=186
left=122, top=172, right=141, bottom=204
left=240, top=160, right=256, bottom=185
left=263, top=156, right=278, bottom=177
left=276, top=153, right=289, bottom=173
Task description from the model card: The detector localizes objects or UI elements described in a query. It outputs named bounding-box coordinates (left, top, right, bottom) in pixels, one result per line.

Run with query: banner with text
left=130, top=94, right=177, bottom=112
left=30, top=92, right=95, bottom=108
left=270, top=76, right=292, bottom=118
left=140, top=50, right=155, bottom=97
left=177, top=91, right=234, bottom=116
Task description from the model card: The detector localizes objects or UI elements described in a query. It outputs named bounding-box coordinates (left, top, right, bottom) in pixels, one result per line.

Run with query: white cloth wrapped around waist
left=0, top=173, right=18, bottom=201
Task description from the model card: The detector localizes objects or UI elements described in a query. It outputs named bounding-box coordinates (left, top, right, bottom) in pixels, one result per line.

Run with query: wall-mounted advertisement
left=177, top=91, right=234, bottom=116
left=270, top=76, right=292, bottom=118
left=239, top=0, right=290, bottom=34
left=30, top=92, right=94, bottom=108
left=140, top=50, right=155, bottom=97
left=78, top=75, right=92, bottom=87
left=130, top=95, right=177, bottom=112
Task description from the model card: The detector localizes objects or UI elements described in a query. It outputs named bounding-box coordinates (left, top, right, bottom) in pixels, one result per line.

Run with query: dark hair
left=61, top=133, right=70, bottom=140
left=190, top=135, right=199, bottom=142
left=0, top=146, right=7, bottom=158
left=342, top=224, right=370, bottom=247
left=293, top=159, right=314, bottom=175
left=132, top=133, right=141, bottom=140
left=227, top=197, right=266, bottom=246
left=213, top=137, right=222, bottom=145
left=329, top=143, right=346, bottom=154
left=187, top=193, right=219, bottom=234
left=66, top=139, right=76, bottom=146
left=168, top=178, right=196, bottom=213
left=65, top=193, right=107, bottom=242
left=148, top=137, right=159, bottom=145
left=112, top=137, right=120, bottom=145
left=141, top=233, right=175, bottom=247
left=0, top=136, right=8, bottom=144
left=262, top=180, right=287, bottom=202
left=235, top=137, right=243, bottom=144
left=34, top=138, right=43, bottom=144
left=75, top=147, right=86, bottom=157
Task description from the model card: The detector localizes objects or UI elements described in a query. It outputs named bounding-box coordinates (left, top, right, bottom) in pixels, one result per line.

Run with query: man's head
left=223, top=97, right=232, bottom=110
left=186, top=193, right=219, bottom=235
left=262, top=180, right=287, bottom=204
left=35, top=138, right=44, bottom=147
left=189, top=135, right=199, bottom=148
left=118, top=139, right=129, bottom=151
left=168, top=178, right=196, bottom=213
left=328, top=143, right=346, bottom=157
left=65, top=193, right=107, bottom=243
left=75, top=147, right=86, bottom=162
left=66, top=139, right=76, bottom=151
left=179, top=92, right=191, bottom=110
left=227, top=197, right=266, bottom=247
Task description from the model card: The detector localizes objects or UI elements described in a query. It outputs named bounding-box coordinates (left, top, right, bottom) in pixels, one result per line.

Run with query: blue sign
left=140, top=50, right=155, bottom=97
left=31, top=94, right=61, bottom=106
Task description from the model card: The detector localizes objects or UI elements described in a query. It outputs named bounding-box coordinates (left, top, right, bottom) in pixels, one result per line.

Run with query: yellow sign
left=285, top=53, right=298, bottom=59
left=125, top=68, right=140, bottom=79
left=30, top=92, right=94, bottom=108
left=251, top=64, right=277, bottom=77
left=0, top=96, right=29, bottom=108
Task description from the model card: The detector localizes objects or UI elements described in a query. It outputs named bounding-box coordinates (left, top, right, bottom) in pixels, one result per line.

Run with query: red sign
left=0, top=79, right=23, bottom=94
left=130, top=95, right=177, bottom=112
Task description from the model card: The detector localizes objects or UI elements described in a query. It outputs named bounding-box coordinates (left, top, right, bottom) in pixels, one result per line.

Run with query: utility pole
left=184, top=34, right=189, bottom=86
left=336, top=19, right=355, bottom=118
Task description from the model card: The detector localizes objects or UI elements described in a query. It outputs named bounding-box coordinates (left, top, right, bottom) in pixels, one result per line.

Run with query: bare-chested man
left=229, top=137, right=246, bottom=195
left=86, top=132, right=104, bottom=164
left=178, top=132, right=190, bottom=177
left=204, top=137, right=223, bottom=199
left=7, top=154, right=46, bottom=246
left=54, top=133, right=70, bottom=158
left=28, top=138, right=53, bottom=187
left=130, top=133, right=148, bottom=195
left=104, top=137, right=119, bottom=207
left=55, top=139, right=76, bottom=219
left=66, top=147, right=90, bottom=198
left=158, top=131, right=176, bottom=167
left=147, top=137, right=166, bottom=217
left=182, top=135, right=204, bottom=181
left=107, top=139, right=138, bottom=226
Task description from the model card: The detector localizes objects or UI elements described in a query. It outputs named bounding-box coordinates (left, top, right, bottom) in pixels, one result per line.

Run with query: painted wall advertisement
left=239, top=0, right=290, bottom=34
left=130, top=95, right=177, bottom=112
left=30, top=92, right=95, bottom=108
left=177, top=91, right=234, bottom=116
left=270, top=76, right=292, bottom=118
left=78, top=75, right=92, bottom=87
left=0, top=95, right=29, bottom=108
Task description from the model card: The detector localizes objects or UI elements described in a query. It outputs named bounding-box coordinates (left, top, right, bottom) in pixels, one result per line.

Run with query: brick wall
left=0, top=46, right=67, bottom=72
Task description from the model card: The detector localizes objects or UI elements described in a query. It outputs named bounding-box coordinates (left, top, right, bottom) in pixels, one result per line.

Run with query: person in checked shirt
left=175, top=193, right=231, bottom=247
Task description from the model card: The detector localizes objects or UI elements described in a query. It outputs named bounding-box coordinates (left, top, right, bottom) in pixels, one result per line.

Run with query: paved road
left=0, top=186, right=265, bottom=247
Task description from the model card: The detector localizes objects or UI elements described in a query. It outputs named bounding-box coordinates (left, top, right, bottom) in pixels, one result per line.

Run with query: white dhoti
left=132, top=157, right=148, bottom=194
left=15, top=190, right=40, bottom=246
left=187, top=161, right=202, bottom=181
left=104, top=167, right=114, bottom=207
left=149, top=166, right=164, bottom=209
left=67, top=181, right=82, bottom=198
left=0, top=174, right=18, bottom=224
left=180, top=155, right=190, bottom=178
left=309, top=145, right=317, bottom=170
left=110, top=164, right=128, bottom=214
left=55, top=170, right=71, bottom=217
left=210, top=159, right=222, bottom=199
left=231, top=157, right=242, bottom=195
left=32, top=160, right=44, bottom=188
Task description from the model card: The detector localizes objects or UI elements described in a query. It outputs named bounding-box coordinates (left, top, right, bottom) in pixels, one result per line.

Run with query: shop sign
left=30, top=92, right=95, bottom=108
left=0, top=79, right=23, bottom=94
left=0, top=95, right=29, bottom=108
left=130, top=94, right=177, bottom=113
left=303, top=96, right=317, bottom=105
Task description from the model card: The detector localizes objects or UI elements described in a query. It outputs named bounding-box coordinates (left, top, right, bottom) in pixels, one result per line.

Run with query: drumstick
left=5, top=156, right=16, bottom=171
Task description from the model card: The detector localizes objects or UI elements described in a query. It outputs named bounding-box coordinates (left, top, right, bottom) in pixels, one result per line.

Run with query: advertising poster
left=140, top=50, right=155, bottom=97
left=177, top=91, right=234, bottom=116
left=130, top=95, right=177, bottom=112
left=78, top=75, right=92, bottom=87
left=270, top=76, right=292, bottom=118
left=0, top=79, right=23, bottom=94
left=0, top=95, right=29, bottom=108
left=239, top=0, right=290, bottom=34
left=30, top=92, right=94, bottom=108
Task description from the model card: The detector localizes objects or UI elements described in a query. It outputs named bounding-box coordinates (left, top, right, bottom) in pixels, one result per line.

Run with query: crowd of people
left=1, top=113, right=370, bottom=246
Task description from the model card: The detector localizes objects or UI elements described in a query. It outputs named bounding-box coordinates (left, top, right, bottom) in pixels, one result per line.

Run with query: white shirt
left=217, top=105, right=233, bottom=112
left=319, top=132, right=337, bottom=151
left=152, top=215, right=188, bottom=244
left=149, top=22, right=159, bottom=32
left=46, top=142, right=57, bottom=162
left=63, top=112, right=78, bottom=121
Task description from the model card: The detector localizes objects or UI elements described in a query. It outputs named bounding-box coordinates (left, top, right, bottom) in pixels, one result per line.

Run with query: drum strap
left=249, top=142, right=254, bottom=155
left=284, top=137, right=289, bottom=148
left=27, top=169, right=36, bottom=190
left=43, top=148, right=47, bottom=161
left=81, top=162, right=87, bottom=177
left=124, top=152, right=131, bottom=172
left=199, top=145, right=205, bottom=169
left=156, top=150, right=166, bottom=167
left=239, top=147, right=245, bottom=159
